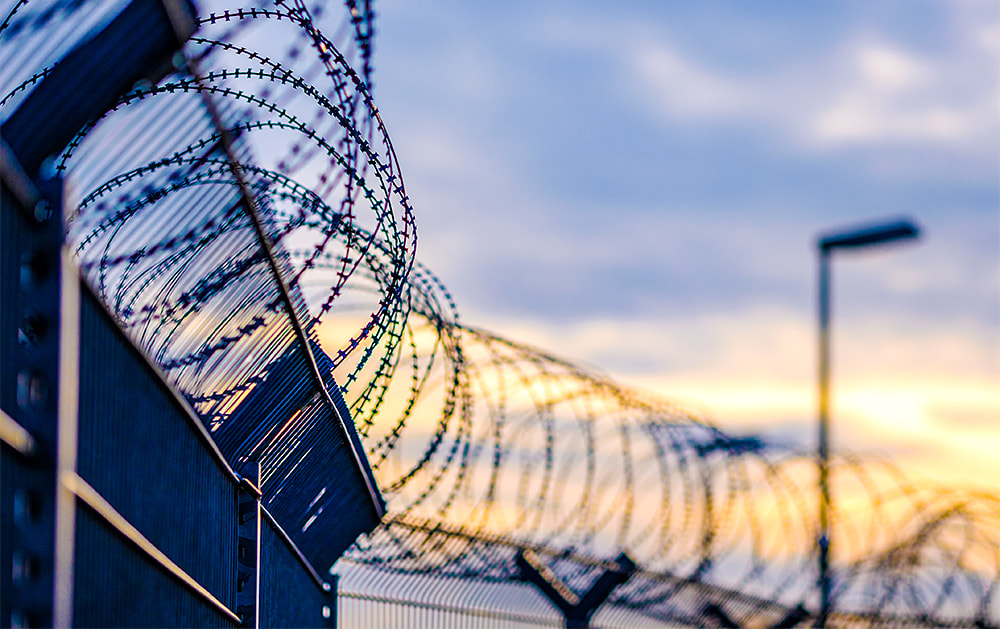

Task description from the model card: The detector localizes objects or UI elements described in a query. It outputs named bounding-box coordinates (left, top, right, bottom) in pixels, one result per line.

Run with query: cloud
left=371, top=0, right=999, bottom=495
left=535, top=6, right=999, bottom=163
left=630, top=42, right=749, bottom=119
left=479, top=298, right=998, bottom=456
left=805, top=39, right=995, bottom=148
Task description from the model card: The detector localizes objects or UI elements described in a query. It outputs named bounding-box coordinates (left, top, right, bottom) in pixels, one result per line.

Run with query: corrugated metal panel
left=77, top=287, right=239, bottom=612
left=217, top=341, right=382, bottom=570
left=73, top=506, right=238, bottom=628
left=259, top=514, right=334, bottom=628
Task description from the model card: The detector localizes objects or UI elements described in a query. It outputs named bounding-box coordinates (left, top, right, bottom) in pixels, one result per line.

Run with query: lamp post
left=815, top=218, right=920, bottom=628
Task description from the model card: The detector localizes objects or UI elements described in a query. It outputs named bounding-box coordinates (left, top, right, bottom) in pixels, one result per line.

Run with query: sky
left=367, top=0, right=999, bottom=492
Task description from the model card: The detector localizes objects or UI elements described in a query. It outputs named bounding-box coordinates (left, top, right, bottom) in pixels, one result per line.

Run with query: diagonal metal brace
left=516, top=548, right=636, bottom=628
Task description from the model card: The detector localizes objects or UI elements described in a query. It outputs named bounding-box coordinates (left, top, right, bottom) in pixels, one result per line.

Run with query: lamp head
left=819, top=218, right=920, bottom=253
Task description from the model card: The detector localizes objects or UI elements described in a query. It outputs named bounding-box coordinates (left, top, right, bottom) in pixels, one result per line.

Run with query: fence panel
left=76, top=287, right=240, bottom=613
left=259, top=511, right=336, bottom=628
left=72, top=506, right=238, bottom=628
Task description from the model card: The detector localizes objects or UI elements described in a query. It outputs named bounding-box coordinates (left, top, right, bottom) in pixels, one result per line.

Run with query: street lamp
left=815, top=218, right=920, bottom=628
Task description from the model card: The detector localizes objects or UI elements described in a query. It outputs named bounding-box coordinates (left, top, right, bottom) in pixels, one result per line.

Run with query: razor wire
left=3, top=0, right=998, bottom=626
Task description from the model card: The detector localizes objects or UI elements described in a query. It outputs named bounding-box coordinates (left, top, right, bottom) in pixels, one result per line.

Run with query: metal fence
left=1, top=0, right=348, bottom=624
left=339, top=592, right=563, bottom=629
left=334, top=561, right=694, bottom=629
left=336, top=565, right=563, bottom=628
left=3, top=227, right=340, bottom=626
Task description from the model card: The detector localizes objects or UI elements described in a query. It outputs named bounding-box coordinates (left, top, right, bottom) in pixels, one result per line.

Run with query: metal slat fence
left=334, top=563, right=692, bottom=629
left=72, top=285, right=338, bottom=627
left=260, top=508, right=337, bottom=627
left=77, top=287, right=241, bottom=616
left=338, top=591, right=563, bottom=629
left=335, top=564, right=565, bottom=628
left=72, top=506, right=238, bottom=628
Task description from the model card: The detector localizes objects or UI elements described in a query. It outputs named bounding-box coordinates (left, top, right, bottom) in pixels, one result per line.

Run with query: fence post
left=238, top=462, right=262, bottom=628
left=1, top=148, right=65, bottom=629
left=322, top=574, right=339, bottom=628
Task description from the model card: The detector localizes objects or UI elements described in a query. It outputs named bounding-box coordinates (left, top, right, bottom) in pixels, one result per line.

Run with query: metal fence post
left=1, top=147, right=65, bottom=629
left=323, top=573, right=339, bottom=628
left=238, top=463, right=262, bottom=628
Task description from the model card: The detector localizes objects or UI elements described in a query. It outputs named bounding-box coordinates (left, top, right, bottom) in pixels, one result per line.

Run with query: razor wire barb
left=2, top=0, right=997, bottom=626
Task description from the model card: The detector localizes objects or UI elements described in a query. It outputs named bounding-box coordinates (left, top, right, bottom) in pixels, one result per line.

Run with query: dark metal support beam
left=0, top=0, right=195, bottom=177
left=772, top=603, right=811, bottom=628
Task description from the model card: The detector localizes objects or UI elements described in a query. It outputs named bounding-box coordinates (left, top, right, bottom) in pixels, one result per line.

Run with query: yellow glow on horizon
left=631, top=369, right=999, bottom=492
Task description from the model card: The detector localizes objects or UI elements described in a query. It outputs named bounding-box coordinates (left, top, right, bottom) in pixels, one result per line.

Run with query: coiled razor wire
left=3, top=0, right=997, bottom=626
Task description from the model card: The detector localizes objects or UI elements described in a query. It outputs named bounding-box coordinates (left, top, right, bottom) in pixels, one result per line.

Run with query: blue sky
left=368, top=0, right=999, bottom=489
